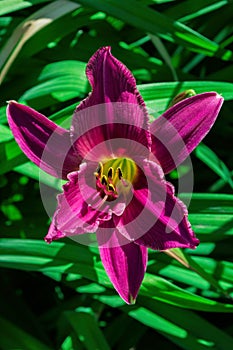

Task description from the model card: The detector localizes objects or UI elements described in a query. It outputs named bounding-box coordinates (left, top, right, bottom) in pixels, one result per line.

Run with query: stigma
left=94, top=157, right=138, bottom=201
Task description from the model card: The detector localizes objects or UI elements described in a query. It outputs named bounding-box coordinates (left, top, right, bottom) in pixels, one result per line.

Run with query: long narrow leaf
left=76, top=0, right=233, bottom=59
left=0, top=239, right=233, bottom=312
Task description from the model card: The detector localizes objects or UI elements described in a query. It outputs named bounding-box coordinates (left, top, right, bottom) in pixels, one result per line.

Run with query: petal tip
left=129, top=294, right=136, bottom=305
left=120, top=293, right=137, bottom=305
left=6, top=100, right=17, bottom=105
left=216, top=92, right=224, bottom=102
left=44, top=236, right=52, bottom=244
left=6, top=100, right=18, bottom=115
left=205, top=91, right=224, bottom=106
left=103, top=45, right=111, bottom=52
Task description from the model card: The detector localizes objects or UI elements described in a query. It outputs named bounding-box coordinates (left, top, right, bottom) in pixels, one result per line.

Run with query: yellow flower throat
left=95, top=157, right=138, bottom=201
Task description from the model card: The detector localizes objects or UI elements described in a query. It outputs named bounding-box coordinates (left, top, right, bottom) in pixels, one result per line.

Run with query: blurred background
left=0, top=1, right=233, bottom=349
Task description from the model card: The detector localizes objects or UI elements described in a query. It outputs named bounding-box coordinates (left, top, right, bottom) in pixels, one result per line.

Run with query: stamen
left=108, top=184, right=115, bottom=192
left=101, top=175, right=108, bottom=186
left=107, top=167, right=113, bottom=179
left=93, top=194, right=108, bottom=211
left=95, top=157, right=137, bottom=202
left=94, top=162, right=103, bottom=178
left=117, top=167, right=123, bottom=179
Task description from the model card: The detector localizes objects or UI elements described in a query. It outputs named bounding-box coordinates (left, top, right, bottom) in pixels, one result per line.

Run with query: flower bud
left=170, top=89, right=196, bottom=107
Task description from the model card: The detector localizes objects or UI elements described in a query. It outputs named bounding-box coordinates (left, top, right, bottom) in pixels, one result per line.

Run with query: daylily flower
left=7, top=47, right=223, bottom=304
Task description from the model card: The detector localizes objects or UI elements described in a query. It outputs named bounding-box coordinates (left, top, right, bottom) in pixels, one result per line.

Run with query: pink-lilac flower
left=7, top=47, right=223, bottom=304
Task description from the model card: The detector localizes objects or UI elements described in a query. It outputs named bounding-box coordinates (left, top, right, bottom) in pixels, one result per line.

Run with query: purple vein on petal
left=71, top=47, right=151, bottom=160
left=7, top=101, right=80, bottom=179
left=97, top=229, right=148, bottom=304
left=110, top=160, right=199, bottom=250
left=150, top=92, right=224, bottom=174
left=133, top=161, right=199, bottom=250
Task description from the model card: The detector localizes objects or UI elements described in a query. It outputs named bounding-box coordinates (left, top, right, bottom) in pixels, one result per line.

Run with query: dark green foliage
left=0, top=1, right=233, bottom=349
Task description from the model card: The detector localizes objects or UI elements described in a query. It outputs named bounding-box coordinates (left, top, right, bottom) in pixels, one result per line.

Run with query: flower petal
left=150, top=92, right=224, bottom=174
left=71, top=47, right=151, bottom=160
left=134, top=181, right=199, bottom=250
left=7, top=101, right=79, bottom=179
left=45, top=163, right=112, bottom=243
left=78, top=46, right=148, bottom=112
left=97, top=229, right=148, bottom=304
left=72, top=104, right=151, bottom=161
left=112, top=160, right=199, bottom=250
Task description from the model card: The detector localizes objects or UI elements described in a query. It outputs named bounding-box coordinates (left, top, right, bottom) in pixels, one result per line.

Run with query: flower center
left=95, top=157, right=138, bottom=201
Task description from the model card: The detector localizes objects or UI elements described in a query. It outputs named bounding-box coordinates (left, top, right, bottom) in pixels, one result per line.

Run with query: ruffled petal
left=77, top=46, right=149, bottom=113
left=71, top=47, right=151, bottom=160
left=112, top=160, right=199, bottom=250
left=7, top=101, right=79, bottom=179
left=150, top=92, right=224, bottom=174
left=134, top=181, right=199, bottom=250
left=97, top=229, right=148, bottom=304
left=45, top=162, right=112, bottom=243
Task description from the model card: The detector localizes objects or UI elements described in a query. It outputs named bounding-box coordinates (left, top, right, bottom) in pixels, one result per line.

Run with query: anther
left=107, top=167, right=113, bottom=179
left=101, top=175, right=108, bottom=186
left=97, top=162, right=103, bottom=175
left=117, top=167, right=123, bottom=179
left=108, top=184, right=115, bottom=192
left=94, top=162, right=103, bottom=179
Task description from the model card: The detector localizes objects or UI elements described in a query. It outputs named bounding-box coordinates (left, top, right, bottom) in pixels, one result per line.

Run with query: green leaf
left=65, top=308, right=111, bottom=350
left=104, top=313, right=146, bottom=348
left=193, top=257, right=233, bottom=288
left=19, top=60, right=89, bottom=106
left=0, top=124, right=13, bottom=142
left=189, top=213, right=233, bottom=241
left=180, top=193, right=233, bottom=214
left=140, top=273, right=233, bottom=312
left=0, top=0, right=52, bottom=16
left=95, top=295, right=233, bottom=350
left=0, top=140, right=27, bottom=175
left=0, top=316, right=52, bottom=350
left=0, top=239, right=233, bottom=312
left=138, top=81, right=233, bottom=113
left=14, top=162, right=63, bottom=190
left=149, top=34, right=178, bottom=80
left=179, top=193, right=233, bottom=243
left=0, top=1, right=84, bottom=84
left=209, top=170, right=233, bottom=192
left=76, top=0, right=233, bottom=60
left=195, top=143, right=233, bottom=189
left=163, top=248, right=230, bottom=297
left=164, top=0, right=228, bottom=22
left=136, top=298, right=233, bottom=350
